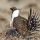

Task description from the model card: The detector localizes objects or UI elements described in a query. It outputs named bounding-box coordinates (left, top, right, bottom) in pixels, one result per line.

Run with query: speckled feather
left=27, top=8, right=40, bottom=31
left=13, top=16, right=29, bottom=37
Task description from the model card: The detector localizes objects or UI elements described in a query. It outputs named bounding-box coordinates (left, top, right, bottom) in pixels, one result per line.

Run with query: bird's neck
left=12, top=10, right=20, bottom=21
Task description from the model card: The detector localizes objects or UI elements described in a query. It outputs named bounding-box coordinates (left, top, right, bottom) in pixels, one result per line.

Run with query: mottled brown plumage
left=13, top=16, right=29, bottom=37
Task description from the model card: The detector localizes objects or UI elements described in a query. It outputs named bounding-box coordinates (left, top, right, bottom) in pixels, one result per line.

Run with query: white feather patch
left=12, top=10, right=19, bottom=21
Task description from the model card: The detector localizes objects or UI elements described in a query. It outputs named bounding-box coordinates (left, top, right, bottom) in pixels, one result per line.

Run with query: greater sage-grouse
left=6, top=7, right=40, bottom=38
left=6, top=7, right=29, bottom=38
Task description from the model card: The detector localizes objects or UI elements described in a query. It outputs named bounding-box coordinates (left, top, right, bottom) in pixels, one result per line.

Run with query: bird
left=6, top=7, right=40, bottom=38
left=10, top=7, right=28, bottom=36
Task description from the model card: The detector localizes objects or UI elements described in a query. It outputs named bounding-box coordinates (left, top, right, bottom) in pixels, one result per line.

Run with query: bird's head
left=10, top=7, right=17, bottom=13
